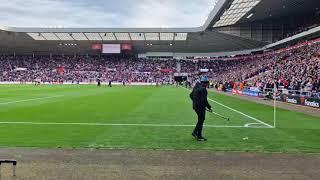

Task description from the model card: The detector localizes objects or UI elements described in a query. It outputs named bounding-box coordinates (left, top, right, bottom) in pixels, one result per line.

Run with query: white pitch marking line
left=0, top=95, right=64, bottom=105
left=244, top=123, right=265, bottom=127
left=0, top=121, right=270, bottom=128
left=207, top=98, right=274, bottom=128
left=180, top=86, right=274, bottom=128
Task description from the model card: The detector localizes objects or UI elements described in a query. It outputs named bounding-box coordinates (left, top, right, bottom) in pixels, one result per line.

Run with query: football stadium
left=0, top=0, right=320, bottom=179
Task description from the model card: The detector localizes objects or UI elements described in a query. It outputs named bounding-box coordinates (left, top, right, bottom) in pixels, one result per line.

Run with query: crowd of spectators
left=0, top=42, right=319, bottom=94
left=211, top=43, right=320, bottom=93
left=0, top=56, right=175, bottom=83
left=254, top=44, right=320, bottom=93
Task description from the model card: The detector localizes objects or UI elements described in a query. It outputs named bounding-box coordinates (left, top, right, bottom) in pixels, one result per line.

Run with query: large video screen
left=102, top=44, right=121, bottom=54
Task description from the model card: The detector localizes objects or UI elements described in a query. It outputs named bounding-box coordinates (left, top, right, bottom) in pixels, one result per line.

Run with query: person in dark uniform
left=108, top=79, right=112, bottom=87
left=97, top=78, right=101, bottom=87
left=189, top=77, right=212, bottom=141
left=187, top=80, right=192, bottom=89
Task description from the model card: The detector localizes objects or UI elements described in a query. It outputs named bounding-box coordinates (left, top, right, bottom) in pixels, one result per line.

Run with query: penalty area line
left=0, top=121, right=270, bottom=128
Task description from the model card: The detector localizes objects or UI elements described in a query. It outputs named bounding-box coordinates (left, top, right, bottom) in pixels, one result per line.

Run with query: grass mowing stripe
left=180, top=86, right=273, bottom=128
left=0, top=95, right=64, bottom=105
left=0, top=85, right=319, bottom=152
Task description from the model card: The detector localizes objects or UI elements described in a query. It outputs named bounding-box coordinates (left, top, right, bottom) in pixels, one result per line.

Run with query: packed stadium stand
left=0, top=56, right=175, bottom=83
left=212, top=42, right=320, bottom=94
left=1, top=40, right=319, bottom=95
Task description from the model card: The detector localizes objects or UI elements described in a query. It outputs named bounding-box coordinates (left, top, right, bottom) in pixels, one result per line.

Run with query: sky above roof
left=0, top=0, right=216, bottom=28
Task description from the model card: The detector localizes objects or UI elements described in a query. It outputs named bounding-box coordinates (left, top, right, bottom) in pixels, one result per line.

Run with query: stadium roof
left=2, top=0, right=318, bottom=38
left=0, top=0, right=227, bottom=42
left=209, top=0, right=320, bottom=28
left=0, top=0, right=320, bottom=54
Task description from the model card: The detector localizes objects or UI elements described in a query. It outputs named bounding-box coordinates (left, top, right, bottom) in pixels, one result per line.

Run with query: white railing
left=263, top=88, right=319, bottom=98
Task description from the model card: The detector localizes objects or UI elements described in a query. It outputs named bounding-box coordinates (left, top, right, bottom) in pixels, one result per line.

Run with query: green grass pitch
left=0, top=84, right=319, bottom=153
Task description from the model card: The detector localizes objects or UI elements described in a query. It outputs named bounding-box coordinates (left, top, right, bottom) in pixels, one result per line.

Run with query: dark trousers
left=193, top=108, right=206, bottom=137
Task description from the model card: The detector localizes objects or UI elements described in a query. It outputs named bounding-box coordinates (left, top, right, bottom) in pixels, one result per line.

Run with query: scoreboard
left=92, top=43, right=132, bottom=54
left=102, top=44, right=121, bottom=54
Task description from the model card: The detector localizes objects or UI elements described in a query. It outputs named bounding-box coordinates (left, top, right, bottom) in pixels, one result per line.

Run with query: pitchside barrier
left=229, top=87, right=320, bottom=109
left=0, top=81, right=157, bottom=86
left=264, top=88, right=319, bottom=98
left=279, top=94, right=320, bottom=109
left=264, top=88, right=320, bottom=109
left=0, top=159, right=17, bottom=179
left=231, top=88, right=262, bottom=97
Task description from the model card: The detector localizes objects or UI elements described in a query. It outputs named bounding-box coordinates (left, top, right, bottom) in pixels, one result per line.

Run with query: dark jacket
left=190, top=82, right=211, bottom=111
